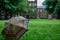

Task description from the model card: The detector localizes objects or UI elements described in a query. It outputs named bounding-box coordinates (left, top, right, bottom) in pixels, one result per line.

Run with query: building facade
left=28, top=0, right=47, bottom=19
left=37, top=6, right=47, bottom=18
left=28, top=0, right=37, bottom=8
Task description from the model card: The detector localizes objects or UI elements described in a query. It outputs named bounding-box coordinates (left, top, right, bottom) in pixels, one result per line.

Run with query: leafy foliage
left=55, top=0, right=60, bottom=13
left=43, top=0, right=60, bottom=19
left=0, top=0, right=28, bottom=13
left=28, top=5, right=37, bottom=17
left=43, top=0, right=58, bottom=14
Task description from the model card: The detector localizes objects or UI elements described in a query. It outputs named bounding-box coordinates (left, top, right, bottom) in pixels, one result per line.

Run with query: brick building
left=28, top=0, right=47, bottom=18
left=37, top=6, right=47, bottom=18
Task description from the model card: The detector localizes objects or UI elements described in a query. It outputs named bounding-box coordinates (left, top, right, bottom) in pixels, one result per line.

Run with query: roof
left=37, top=6, right=45, bottom=8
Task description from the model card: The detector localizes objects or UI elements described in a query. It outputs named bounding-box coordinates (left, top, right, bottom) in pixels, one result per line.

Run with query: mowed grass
left=0, top=19, right=60, bottom=40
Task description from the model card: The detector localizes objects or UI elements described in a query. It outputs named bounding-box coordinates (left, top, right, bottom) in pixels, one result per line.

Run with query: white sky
left=28, top=0, right=35, bottom=1
left=37, top=0, right=45, bottom=6
left=28, top=0, right=45, bottom=6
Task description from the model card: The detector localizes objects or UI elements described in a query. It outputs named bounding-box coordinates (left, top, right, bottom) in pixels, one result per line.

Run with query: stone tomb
left=2, top=16, right=28, bottom=40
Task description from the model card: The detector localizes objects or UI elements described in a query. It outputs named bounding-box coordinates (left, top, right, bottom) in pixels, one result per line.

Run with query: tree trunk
left=48, top=14, right=52, bottom=20
left=5, top=12, right=7, bottom=20
left=10, top=13, right=12, bottom=18
left=57, top=13, right=60, bottom=19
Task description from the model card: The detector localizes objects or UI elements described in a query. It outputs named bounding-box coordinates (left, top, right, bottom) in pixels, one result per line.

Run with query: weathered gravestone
left=2, top=16, right=28, bottom=40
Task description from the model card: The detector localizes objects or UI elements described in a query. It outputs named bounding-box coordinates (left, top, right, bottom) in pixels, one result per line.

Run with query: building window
left=34, top=3, right=36, bottom=6
left=29, top=3, right=31, bottom=6
left=33, top=3, right=34, bottom=6
left=38, top=9, right=39, bottom=12
left=43, top=9, right=45, bottom=13
left=40, top=9, right=42, bottom=12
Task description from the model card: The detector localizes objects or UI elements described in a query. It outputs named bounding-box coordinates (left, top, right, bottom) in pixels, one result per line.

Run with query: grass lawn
left=0, top=19, right=60, bottom=40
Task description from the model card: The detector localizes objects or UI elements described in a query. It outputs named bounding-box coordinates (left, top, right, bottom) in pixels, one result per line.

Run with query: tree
left=0, top=0, right=28, bottom=15
left=54, top=0, right=60, bottom=19
left=43, top=0, right=58, bottom=14
left=43, top=0, right=58, bottom=19
left=0, top=0, right=28, bottom=19
left=28, top=5, right=37, bottom=18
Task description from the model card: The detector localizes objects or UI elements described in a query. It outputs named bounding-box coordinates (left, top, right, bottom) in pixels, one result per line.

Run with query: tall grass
left=0, top=19, right=60, bottom=40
